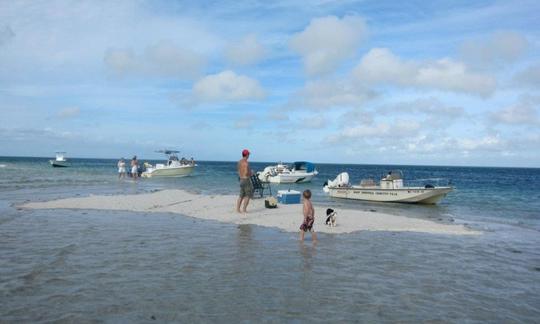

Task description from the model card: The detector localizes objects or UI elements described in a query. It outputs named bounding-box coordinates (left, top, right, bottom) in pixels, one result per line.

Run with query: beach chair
left=250, top=174, right=272, bottom=198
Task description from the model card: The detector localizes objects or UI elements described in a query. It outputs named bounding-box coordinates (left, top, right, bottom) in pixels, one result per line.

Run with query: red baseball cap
left=242, top=149, right=250, bottom=156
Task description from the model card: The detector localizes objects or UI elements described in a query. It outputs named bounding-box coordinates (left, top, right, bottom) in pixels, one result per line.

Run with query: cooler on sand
left=277, top=190, right=301, bottom=204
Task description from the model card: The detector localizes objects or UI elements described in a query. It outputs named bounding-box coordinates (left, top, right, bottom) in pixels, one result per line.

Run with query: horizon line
left=1, top=155, right=538, bottom=170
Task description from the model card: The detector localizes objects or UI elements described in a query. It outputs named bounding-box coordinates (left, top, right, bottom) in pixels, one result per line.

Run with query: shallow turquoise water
left=1, top=157, right=539, bottom=229
left=1, top=157, right=539, bottom=322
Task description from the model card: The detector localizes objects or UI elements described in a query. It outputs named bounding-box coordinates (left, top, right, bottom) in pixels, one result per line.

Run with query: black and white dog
left=325, top=208, right=337, bottom=227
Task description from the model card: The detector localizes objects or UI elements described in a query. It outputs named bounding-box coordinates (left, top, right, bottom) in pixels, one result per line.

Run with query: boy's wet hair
left=303, top=189, right=312, bottom=199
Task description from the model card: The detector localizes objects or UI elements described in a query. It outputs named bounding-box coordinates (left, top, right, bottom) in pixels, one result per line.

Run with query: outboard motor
left=333, top=172, right=350, bottom=187
left=323, top=172, right=350, bottom=193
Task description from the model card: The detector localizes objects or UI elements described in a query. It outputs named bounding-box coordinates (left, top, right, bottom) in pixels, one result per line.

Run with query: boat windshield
left=384, top=170, right=403, bottom=180
left=292, top=161, right=315, bottom=172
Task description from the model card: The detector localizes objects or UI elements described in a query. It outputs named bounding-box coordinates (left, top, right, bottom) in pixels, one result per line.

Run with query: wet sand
left=21, top=189, right=479, bottom=235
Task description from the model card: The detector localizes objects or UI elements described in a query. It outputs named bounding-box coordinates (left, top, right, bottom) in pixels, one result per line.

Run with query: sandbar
left=21, top=189, right=479, bottom=235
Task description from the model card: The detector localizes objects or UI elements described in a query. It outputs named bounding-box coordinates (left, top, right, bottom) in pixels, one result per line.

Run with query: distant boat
left=257, top=161, right=318, bottom=183
left=49, top=152, right=70, bottom=167
left=323, top=170, right=453, bottom=204
left=141, top=150, right=196, bottom=178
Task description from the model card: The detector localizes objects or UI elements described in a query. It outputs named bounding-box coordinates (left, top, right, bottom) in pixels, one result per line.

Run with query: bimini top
left=292, top=161, right=316, bottom=173
left=156, top=149, right=180, bottom=155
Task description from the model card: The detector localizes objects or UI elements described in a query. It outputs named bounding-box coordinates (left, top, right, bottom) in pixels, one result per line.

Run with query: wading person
left=131, top=156, right=138, bottom=179
left=117, top=158, right=126, bottom=179
left=236, top=149, right=253, bottom=214
left=300, top=189, right=317, bottom=242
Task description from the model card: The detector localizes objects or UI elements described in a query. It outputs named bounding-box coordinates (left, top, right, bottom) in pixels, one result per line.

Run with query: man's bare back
left=237, top=158, right=251, bottom=179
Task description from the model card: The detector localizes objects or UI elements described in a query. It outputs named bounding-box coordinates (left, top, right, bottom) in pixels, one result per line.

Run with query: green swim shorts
left=239, top=178, right=253, bottom=198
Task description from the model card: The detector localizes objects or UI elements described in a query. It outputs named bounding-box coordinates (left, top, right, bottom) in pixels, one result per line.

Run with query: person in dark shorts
left=300, top=189, right=317, bottom=242
left=236, top=149, right=253, bottom=214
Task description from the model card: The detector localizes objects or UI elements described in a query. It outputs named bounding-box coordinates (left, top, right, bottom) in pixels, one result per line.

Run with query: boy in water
left=300, top=189, right=317, bottom=242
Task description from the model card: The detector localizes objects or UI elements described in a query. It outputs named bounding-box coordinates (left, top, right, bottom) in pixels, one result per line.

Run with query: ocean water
left=1, top=157, right=539, bottom=322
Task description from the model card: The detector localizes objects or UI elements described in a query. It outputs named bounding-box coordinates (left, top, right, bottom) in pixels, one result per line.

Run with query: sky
left=0, top=0, right=539, bottom=167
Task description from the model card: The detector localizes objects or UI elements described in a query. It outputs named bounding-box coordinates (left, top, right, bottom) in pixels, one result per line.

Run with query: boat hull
left=142, top=165, right=195, bottom=178
left=49, top=160, right=69, bottom=167
left=266, top=172, right=317, bottom=184
left=326, top=186, right=453, bottom=204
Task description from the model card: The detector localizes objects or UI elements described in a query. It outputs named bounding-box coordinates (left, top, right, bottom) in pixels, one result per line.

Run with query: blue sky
left=0, top=0, right=539, bottom=166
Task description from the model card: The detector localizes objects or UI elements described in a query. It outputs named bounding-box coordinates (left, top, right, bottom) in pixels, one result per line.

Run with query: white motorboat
left=323, top=170, right=452, bottom=204
left=141, top=150, right=196, bottom=178
left=257, top=161, right=318, bottom=183
left=49, top=152, right=70, bottom=167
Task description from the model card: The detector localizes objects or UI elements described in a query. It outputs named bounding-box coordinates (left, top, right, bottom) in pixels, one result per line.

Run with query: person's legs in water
left=241, top=196, right=250, bottom=213
left=236, top=196, right=243, bottom=213
left=237, top=178, right=251, bottom=214
left=237, top=179, right=247, bottom=213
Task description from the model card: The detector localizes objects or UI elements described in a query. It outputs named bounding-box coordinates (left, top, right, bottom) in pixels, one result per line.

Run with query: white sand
left=21, top=189, right=479, bottom=235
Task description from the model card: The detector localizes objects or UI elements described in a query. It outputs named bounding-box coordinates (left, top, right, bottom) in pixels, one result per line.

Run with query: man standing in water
left=237, top=149, right=253, bottom=214
left=131, top=156, right=138, bottom=179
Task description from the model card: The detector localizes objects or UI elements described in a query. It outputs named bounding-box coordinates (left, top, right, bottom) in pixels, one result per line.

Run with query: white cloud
left=0, top=127, right=76, bottom=141
left=145, top=42, right=205, bottom=77
left=336, top=97, right=464, bottom=132
left=352, top=48, right=416, bottom=84
left=104, top=41, right=205, bottom=79
left=299, top=115, right=327, bottom=129
left=191, top=70, right=266, bottom=104
left=338, top=110, right=374, bottom=126
left=103, top=48, right=138, bottom=75
left=459, top=31, right=528, bottom=69
left=233, top=115, right=257, bottom=129
left=290, top=15, right=367, bottom=76
left=353, top=48, right=496, bottom=96
left=513, top=64, right=540, bottom=88
left=404, top=135, right=506, bottom=155
left=0, top=1, right=219, bottom=80
left=225, top=34, right=266, bottom=66
left=267, top=109, right=290, bottom=122
left=376, top=98, right=465, bottom=129
left=293, top=79, right=376, bottom=110
left=57, top=107, right=81, bottom=119
left=329, top=119, right=421, bottom=143
left=455, top=135, right=503, bottom=152
left=490, top=96, right=540, bottom=126
left=378, top=97, right=464, bottom=118
left=416, top=59, right=495, bottom=96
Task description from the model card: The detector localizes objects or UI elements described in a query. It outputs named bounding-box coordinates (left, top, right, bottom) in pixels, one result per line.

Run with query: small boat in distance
left=49, top=152, right=70, bottom=167
left=257, top=161, right=318, bottom=184
left=323, top=170, right=453, bottom=204
left=141, top=150, right=196, bottom=178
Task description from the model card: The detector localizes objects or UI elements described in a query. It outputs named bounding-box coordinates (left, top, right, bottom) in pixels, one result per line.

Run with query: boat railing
left=405, top=178, right=452, bottom=188
left=359, top=178, right=377, bottom=187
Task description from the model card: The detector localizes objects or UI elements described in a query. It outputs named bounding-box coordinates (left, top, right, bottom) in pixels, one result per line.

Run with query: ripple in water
left=1, top=207, right=539, bottom=322
left=1, top=157, right=540, bottom=321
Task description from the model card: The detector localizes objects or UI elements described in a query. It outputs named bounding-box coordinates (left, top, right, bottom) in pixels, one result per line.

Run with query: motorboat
left=49, top=152, right=70, bottom=167
left=257, top=161, right=318, bottom=183
left=141, top=150, right=196, bottom=178
left=323, top=170, right=452, bottom=204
